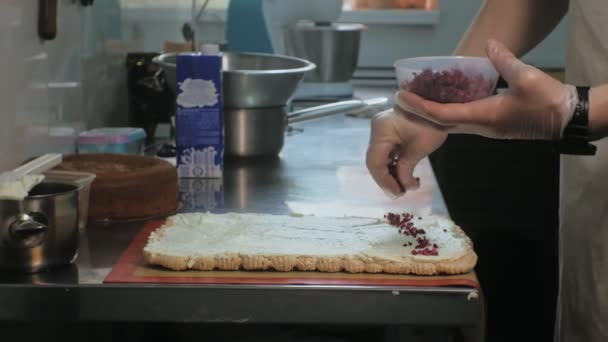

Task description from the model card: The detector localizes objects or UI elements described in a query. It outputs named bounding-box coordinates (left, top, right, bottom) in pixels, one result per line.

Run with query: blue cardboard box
left=176, top=52, right=223, bottom=178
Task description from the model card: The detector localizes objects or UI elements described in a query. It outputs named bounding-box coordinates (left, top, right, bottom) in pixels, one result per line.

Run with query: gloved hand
left=366, top=106, right=448, bottom=197
left=398, top=39, right=578, bottom=140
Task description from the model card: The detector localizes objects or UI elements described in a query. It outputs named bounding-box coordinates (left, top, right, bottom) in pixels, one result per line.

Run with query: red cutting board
left=104, top=220, right=479, bottom=288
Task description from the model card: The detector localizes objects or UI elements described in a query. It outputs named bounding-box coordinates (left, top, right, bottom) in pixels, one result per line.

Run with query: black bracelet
left=559, top=86, right=597, bottom=155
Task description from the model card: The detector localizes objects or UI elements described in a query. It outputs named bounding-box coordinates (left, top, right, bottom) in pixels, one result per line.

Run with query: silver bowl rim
left=153, top=51, right=316, bottom=75
left=0, top=181, right=83, bottom=203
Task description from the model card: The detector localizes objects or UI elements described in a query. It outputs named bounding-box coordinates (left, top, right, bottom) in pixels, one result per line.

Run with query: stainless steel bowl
left=0, top=182, right=81, bottom=273
left=284, top=23, right=365, bottom=82
left=224, top=107, right=287, bottom=157
left=153, top=52, right=316, bottom=108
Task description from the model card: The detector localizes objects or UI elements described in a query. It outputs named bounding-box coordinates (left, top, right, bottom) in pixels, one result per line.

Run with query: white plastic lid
left=199, top=43, right=220, bottom=55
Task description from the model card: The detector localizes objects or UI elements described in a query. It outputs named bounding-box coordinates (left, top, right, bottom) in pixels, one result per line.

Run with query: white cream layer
left=144, top=212, right=470, bottom=262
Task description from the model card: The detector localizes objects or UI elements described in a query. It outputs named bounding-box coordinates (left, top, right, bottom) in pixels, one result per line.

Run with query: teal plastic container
left=77, top=127, right=146, bottom=154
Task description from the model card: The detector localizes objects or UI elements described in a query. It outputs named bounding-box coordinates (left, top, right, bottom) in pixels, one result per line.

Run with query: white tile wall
left=0, top=0, right=154, bottom=171
left=0, top=0, right=207, bottom=172
left=0, top=0, right=86, bottom=170
left=1, top=0, right=50, bottom=170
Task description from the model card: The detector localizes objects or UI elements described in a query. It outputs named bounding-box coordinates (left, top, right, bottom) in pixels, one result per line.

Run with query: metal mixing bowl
left=284, top=23, right=365, bottom=83
left=153, top=52, right=316, bottom=108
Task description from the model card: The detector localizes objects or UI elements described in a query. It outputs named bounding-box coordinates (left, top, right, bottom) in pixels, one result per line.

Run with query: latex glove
left=366, top=105, right=448, bottom=197
left=398, top=40, right=578, bottom=140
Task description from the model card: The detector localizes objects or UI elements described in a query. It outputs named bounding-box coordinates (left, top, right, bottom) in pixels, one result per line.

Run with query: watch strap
left=559, top=86, right=597, bottom=155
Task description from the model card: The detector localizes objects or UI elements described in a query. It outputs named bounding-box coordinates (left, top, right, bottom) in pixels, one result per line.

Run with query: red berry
left=403, top=68, right=493, bottom=104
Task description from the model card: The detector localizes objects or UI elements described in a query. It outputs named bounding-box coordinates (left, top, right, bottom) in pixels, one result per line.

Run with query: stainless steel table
left=0, top=87, right=481, bottom=336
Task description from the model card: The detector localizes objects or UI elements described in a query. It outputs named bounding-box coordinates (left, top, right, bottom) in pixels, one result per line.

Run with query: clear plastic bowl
left=394, top=56, right=499, bottom=103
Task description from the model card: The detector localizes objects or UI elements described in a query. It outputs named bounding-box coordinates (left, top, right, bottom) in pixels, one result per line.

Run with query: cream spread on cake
left=143, top=212, right=471, bottom=262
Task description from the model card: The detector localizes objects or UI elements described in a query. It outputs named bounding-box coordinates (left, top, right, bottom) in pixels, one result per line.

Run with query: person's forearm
left=454, top=0, right=569, bottom=57
left=589, top=85, right=608, bottom=141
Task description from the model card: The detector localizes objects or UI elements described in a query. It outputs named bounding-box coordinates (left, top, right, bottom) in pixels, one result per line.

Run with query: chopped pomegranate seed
left=415, top=247, right=439, bottom=256
left=401, top=214, right=413, bottom=223
left=403, top=68, right=494, bottom=104
left=415, top=237, right=430, bottom=249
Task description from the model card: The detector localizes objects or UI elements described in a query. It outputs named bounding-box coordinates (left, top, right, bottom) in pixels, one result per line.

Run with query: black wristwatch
left=559, top=86, right=597, bottom=155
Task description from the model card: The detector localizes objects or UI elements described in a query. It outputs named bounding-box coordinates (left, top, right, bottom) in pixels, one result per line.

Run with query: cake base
left=143, top=213, right=477, bottom=276
left=143, top=248, right=477, bottom=275
left=54, top=154, right=179, bottom=222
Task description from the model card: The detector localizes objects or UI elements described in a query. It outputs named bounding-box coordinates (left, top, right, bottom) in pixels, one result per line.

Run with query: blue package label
left=176, top=53, right=223, bottom=178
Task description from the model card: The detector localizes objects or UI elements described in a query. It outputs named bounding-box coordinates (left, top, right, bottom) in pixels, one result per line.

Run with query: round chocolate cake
left=54, top=154, right=179, bottom=222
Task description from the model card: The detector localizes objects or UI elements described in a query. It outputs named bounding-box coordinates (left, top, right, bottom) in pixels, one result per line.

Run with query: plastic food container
left=394, top=56, right=499, bottom=103
left=43, top=170, right=96, bottom=230
left=77, top=127, right=146, bottom=155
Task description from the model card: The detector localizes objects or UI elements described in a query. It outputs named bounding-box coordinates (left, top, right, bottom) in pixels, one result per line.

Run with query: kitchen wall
left=355, top=0, right=567, bottom=71
left=0, top=0, right=567, bottom=171
left=0, top=0, right=188, bottom=171
left=0, top=0, right=86, bottom=171
left=0, top=0, right=157, bottom=171
left=119, top=0, right=227, bottom=51
left=116, top=0, right=567, bottom=69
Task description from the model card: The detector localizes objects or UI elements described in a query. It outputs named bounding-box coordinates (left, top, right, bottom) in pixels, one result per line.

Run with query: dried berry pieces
left=385, top=212, right=422, bottom=237
left=384, top=212, right=442, bottom=256
left=415, top=237, right=430, bottom=249
left=402, top=68, right=494, bottom=103
left=413, top=247, right=439, bottom=256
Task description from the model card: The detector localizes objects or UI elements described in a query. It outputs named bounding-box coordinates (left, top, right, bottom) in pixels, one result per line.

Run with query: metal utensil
left=287, top=97, right=387, bottom=123
left=38, top=0, right=58, bottom=41
left=0, top=182, right=81, bottom=273
left=153, top=51, right=316, bottom=108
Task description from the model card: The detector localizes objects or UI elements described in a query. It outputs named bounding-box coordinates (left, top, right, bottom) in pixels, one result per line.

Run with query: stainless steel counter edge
left=0, top=283, right=480, bottom=325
